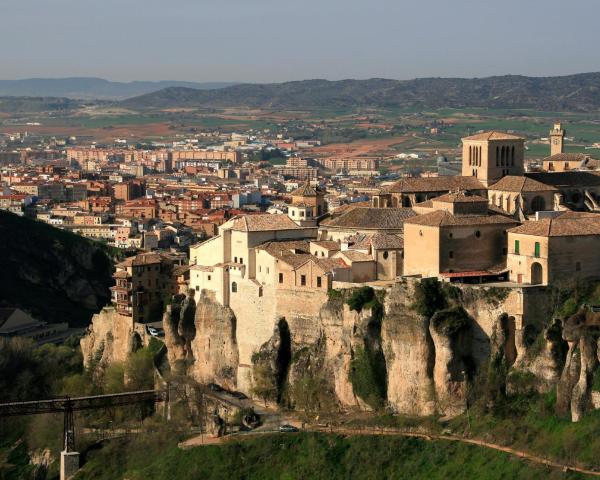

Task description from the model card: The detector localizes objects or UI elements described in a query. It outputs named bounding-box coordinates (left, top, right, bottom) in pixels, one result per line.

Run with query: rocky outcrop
left=429, top=307, right=473, bottom=417
left=166, top=292, right=239, bottom=389
left=383, top=283, right=435, bottom=416
left=80, top=307, right=137, bottom=368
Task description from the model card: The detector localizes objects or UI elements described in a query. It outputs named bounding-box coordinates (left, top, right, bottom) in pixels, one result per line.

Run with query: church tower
left=549, top=123, right=564, bottom=156
left=461, top=131, right=525, bottom=187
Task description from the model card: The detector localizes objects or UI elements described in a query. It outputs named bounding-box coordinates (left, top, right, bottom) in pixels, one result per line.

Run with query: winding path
left=181, top=424, right=600, bottom=477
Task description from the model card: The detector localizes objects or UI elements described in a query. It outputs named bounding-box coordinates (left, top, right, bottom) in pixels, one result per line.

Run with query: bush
left=349, top=346, right=386, bottom=409
left=412, top=278, right=447, bottom=318
left=430, top=307, right=470, bottom=336
left=346, top=286, right=375, bottom=312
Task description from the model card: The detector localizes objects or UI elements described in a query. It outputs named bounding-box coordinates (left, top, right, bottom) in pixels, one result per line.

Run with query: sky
left=0, top=0, right=598, bottom=83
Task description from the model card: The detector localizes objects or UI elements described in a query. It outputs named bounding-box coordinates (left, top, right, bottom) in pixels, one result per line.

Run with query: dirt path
left=181, top=424, right=600, bottom=477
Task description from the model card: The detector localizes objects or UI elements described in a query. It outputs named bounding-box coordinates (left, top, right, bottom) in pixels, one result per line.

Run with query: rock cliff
left=83, top=277, right=600, bottom=422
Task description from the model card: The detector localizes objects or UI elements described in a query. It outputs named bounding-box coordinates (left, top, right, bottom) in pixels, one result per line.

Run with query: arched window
left=496, top=146, right=500, bottom=166
left=469, top=146, right=473, bottom=166
left=383, top=251, right=389, bottom=260
left=231, top=282, right=237, bottom=293
left=501, top=146, right=506, bottom=166
left=511, top=146, right=515, bottom=166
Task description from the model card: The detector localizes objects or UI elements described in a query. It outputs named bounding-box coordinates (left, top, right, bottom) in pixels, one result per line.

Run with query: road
left=180, top=423, right=600, bottom=477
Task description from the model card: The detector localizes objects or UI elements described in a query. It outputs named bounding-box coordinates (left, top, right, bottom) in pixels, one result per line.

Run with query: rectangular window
left=207, top=275, right=211, bottom=281
left=449, top=251, right=454, bottom=259
left=317, top=276, right=322, bottom=288
left=195, top=285, right=199, bottom=291
left=279, top=273, right=283, bottom=284
left=514, top=240, right=520, bottom=254
left=240, top=258, right=243, bottom=264
left=301, top=275, right=306, bottom=286
left=534, top=242, right=540, bottom=258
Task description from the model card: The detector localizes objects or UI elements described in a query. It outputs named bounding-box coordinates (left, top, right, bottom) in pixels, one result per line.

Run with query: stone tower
left=461, top=131, right=525, bottom=187
left=549, top=122, right=565, bottom=156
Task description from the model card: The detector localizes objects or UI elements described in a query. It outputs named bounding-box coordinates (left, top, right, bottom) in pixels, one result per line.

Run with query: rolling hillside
left=121, top=73, right=600, bottom=112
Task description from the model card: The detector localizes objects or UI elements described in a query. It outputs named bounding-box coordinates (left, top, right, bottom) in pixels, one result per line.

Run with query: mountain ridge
left=120, top=72, right=600, bottom=112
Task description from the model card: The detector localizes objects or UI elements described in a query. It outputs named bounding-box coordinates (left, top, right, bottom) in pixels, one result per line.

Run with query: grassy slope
left=74, top=433, right=584, bottom=480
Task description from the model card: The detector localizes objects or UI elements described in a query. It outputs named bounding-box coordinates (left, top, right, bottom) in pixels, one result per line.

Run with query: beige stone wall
left=439, top=224, right=509, bottom=274
left=507, top=233, right=549, bottom=285
left=374, top=249, right=402, bottom=280
left=403, top=223, right=441, bottom=277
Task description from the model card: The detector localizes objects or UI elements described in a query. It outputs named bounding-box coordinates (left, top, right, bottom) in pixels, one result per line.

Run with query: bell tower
left=549, top=123, right=564, bottom=156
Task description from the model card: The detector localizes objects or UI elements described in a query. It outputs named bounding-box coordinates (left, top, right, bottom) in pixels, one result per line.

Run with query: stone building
left=111, top=252, right=181, bottom=323
left=507, top=212, right=600, bottom=286
left=189, top=214, right=317, bottom=306
left=319, top=207, right=416, bottom=241
left=372, top=175, right=486, bottom=208
left=286, top=181, right=327, bottom=227
left=403, top=192, right=519, bottom=280
left=487, top=175, right=558, bottom=218
left=461, top=131, right=525, bottom=187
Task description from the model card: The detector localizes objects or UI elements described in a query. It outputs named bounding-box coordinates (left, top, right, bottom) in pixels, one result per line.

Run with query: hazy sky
left=1, top=0, right=598, bottom=82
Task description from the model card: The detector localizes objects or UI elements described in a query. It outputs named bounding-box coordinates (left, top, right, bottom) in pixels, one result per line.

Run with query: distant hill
left=121, top=73, right=600, bottom=112
left=0, top=77, right=236, bottom=100
left=0, top=96, right=84, bottom=113
left=0, top=212, right=116, bottom=327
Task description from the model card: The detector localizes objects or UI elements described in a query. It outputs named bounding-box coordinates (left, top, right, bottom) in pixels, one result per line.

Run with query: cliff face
left=86, top=277, right=600, bottom=422
left=0, top=211, right=114, bottom=326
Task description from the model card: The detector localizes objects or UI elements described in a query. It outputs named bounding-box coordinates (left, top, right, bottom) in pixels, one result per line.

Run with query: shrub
left=430, top=307, right=470, bottom=336
left=347, top=286, right=375, bottom=312
left=349, top=346, right=386, bottom=410
left=412, top=278, right=447, bottom=318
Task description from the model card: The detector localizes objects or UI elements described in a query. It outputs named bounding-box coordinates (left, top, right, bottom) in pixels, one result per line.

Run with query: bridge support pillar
left=60, top=450, right=79, bottom=480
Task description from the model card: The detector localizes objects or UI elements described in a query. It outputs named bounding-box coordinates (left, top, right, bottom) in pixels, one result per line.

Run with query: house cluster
left=186, top=123, right=600, bottom=314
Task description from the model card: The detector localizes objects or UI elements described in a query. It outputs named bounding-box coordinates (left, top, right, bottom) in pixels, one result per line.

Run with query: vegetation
left=0, top=211, right=116, bottom=326
left=430, top=307, right=470, bottom=337
left=73, top=432, right=583, bottom=480
left=349, top=346, right=386, bottom=410
left=412, top=278, right=448, bottom=318
left=346, top=286, right=375, bottom=312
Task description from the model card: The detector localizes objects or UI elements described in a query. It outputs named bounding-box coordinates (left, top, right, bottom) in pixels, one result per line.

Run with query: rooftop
left=321, top=207, right=417, bottom=230
left=489, top=175, right=558, bottom=193
left=405, top=210, right=519, bottom=228
left=226, top=214, right=301, bottom=232
left=382, top=176, right=485, bottom=194
left=508, top=212, right=600, bottom=237
left=462, top=131, right=524, bottom=141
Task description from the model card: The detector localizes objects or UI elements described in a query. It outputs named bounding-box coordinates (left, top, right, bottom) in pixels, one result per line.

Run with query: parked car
left=279, top=424, right=299, bottom=433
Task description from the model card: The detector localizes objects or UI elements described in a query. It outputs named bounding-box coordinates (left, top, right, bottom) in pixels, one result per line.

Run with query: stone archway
left=531, top=262, right=543, bottom=285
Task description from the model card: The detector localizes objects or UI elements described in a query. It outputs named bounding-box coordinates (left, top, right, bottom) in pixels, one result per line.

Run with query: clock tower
left=549, top=123, right=564, bottom=156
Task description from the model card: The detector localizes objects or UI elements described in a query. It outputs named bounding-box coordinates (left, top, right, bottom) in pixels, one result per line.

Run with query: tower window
left=300, top=275, right=306, bottom=286
left=317, top=276, right=322, bottom=288
left=279, top=273, right=283, bottom=283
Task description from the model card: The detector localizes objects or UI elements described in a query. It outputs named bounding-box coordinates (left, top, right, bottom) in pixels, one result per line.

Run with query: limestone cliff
left=89, top=277, right=599, bottom=421
left=164, top=293, right=239, bottom=390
